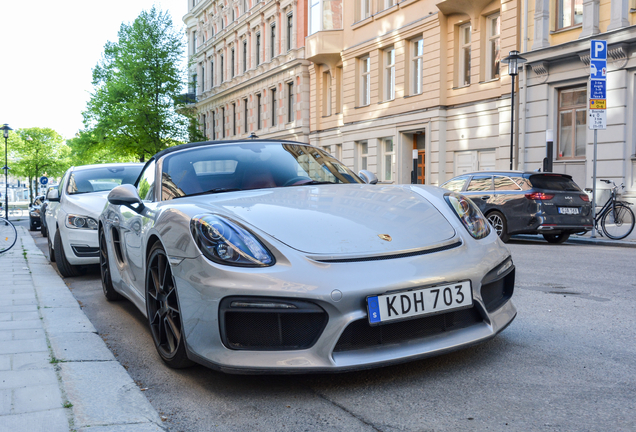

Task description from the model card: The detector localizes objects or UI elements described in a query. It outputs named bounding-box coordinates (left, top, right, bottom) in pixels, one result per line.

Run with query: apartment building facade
left=306, top=0, right=522, bottom=185
left=521, top=0, right=636, bottom=202
left=184, top=0, right=311, bottom=142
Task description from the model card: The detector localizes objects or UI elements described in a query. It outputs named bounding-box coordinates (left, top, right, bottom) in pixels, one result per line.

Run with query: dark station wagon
left=441, top=171, right=593, bottom=243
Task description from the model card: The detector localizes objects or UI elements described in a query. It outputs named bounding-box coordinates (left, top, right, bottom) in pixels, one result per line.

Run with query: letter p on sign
left=592, top=40, right=607, bottom=60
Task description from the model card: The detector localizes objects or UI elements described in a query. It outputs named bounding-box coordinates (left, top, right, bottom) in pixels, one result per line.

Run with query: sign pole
left=591, top=129, right=598, bottom=238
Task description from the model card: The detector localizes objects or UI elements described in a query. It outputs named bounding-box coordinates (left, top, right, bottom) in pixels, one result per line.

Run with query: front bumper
left=173, top=233, right=516, bottom=373
left=60, top=226, right=99, bottom=265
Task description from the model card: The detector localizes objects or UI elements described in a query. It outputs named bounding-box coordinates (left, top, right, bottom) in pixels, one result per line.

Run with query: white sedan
left=46, top=163, right=143, bottom=277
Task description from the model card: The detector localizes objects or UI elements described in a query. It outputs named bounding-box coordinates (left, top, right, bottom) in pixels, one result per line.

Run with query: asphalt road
left=26, top=224, right=636, bottom=432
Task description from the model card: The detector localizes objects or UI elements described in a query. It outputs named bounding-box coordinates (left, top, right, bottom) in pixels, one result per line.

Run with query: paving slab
left=0, top=304, right=38, bottom=313
left=12, top=352, right=53, bottom=371
left=33, top=286, right=79, bottom=308
left=0, top=368, right=58, bottom=389
left=40, top=307, right=97, bottom=335
left=59, top=362, right=162, bottom=429
left=13, top=383, right=64, bottom=414
left=0, top=320, right=42, bottom=331
left=49, top=333, right=116, bottom=362
left=77, top=423, right=166, bottom=432
left=0, top=388, right=10, bottom=415
left=0, top=355, right=10, bottom=371
left=0, top=408, right=70, bottom=432
left=0, top=338, right=48, bottom=355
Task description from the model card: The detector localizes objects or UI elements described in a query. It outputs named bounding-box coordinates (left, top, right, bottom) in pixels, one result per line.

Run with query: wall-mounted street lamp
left=2, top=124, right=12, bottom=219
left=501, top=51, right=527, bottom=170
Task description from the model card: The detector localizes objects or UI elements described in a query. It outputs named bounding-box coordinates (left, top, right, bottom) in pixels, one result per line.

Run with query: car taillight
left=579, top=194, right=590, bottom=202
left=525, top=192, right=554, bottom=200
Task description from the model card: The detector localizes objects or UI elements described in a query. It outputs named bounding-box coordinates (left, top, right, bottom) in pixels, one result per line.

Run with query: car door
left=120, top=160, right=157, bottom=296
left=493, top=175, right=527, bottom=234
left=462, top=175, right=494, bottom=214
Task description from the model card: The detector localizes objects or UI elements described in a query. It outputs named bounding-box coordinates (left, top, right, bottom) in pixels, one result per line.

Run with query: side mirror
left=358, top=170, right=379, bottom=185
left=108, top=184, right=145, bottom=213
left=47, top=189, right=60, bottom=202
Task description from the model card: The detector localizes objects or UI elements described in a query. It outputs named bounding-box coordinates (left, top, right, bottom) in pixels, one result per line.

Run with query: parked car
left=441, top=171, right=593, bottom=243
left=99, top=140, right=516, bottom=373
left=29, top=195, right=46, bottom=231
left=40, top=184, right=58, bottom=237
left=46, top=163, right=143, bottom=277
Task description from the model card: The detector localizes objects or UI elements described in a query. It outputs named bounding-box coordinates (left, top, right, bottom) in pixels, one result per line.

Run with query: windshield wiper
left=186, top=188, right=242, bottom=197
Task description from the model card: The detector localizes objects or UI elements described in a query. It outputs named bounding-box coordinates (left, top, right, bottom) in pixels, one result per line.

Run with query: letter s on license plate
left=367, top=281, right=473, bottom=325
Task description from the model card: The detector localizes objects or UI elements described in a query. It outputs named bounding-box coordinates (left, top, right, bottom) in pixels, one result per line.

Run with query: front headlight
left=190, top=214, right=274, bottom=267
left=66, top=214, right=99, bottom=230
left=444, top=193, right=491, bottom=240
left=30, top=209, right=40, bottom=217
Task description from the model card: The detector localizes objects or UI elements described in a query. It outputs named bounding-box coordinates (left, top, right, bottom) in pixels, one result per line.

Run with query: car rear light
left=579, top=194, right=590, bottom=202
left=525, top=192, right=554, bottom=200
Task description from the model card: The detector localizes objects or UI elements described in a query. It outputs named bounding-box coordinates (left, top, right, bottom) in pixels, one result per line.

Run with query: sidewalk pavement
left=513, top=225, right=636, bottom=247
left=0, top=227, right=164, bottom=432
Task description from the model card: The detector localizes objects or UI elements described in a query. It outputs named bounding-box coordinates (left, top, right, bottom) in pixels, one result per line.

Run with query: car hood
left=65, top=191, right=110, bottom=218
left=189, top=185, right=457, bottom=255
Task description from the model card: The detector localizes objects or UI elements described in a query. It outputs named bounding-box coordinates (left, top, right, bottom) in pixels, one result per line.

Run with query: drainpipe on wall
left=520, top=0, right=529, bottom=170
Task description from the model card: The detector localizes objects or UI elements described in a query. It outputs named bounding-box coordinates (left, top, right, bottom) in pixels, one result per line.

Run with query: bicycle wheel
left=601, top=204, right=635, bottom=240
left=0, top=218, right=18, bottom=253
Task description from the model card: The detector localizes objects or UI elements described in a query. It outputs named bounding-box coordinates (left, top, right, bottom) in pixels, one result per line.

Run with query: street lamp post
left=2, top=124, right=12, bottom=220
left=501, top=51, right=527, bottom=170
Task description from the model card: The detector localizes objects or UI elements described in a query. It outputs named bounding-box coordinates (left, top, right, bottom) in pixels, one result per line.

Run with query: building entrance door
left=414, top=132, right=425, bottom=184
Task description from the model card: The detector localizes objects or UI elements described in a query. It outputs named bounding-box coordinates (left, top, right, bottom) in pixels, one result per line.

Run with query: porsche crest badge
left=378, top=234, right=392, bottom=242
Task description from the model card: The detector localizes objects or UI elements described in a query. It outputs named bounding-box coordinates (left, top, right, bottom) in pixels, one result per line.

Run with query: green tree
left=66, top=131, right=137, bottom=166
left=8, top=128, right=69, bottom=203
left=83, top=7, right=203, bottom=162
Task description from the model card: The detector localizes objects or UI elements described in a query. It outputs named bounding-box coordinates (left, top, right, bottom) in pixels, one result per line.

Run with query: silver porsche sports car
left=99, top=140, right=516, bottom=373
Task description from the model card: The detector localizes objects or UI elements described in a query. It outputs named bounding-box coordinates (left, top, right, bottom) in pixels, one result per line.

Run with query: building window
left=382, top=138, right=395, bottom=182
left=383, top=0, right=395, bottom=10
left=322, top=72, right=332, bottom=116
left=336, top=66, right=343, bottom=114
left=486, top=13, right=500, bottom=80
left=271, top=88, right=277, bottom=126
left=309, top=0, right=344, bottom=35
left=232, top=103, right=236, bottom=136
left=244, top=98, right=248, bottom=133
left=287, top=13, right=293, bottom=51
left=270, top=23, right=276, bottom=59
left=210, top=59, right=215, bottom=87
left=557, top=0, right=583, bottom=30
left=459, top=23, right=471, bottom=86
left=193, top=31, right=197, bottom=54
left=201, top=64, right=205, bottom=90
left=243, top=40, right=248, bottom=73
left=231, top=48, right=235, bottom=78
left=212, top=111, right=216, bottom=139
left=358, top=141, right=368, bottom=170
left=360, top=55, right=370, bottom=106
left=557, top=87, right=587, bottom=159
left=384, top=47, right=395, bottom=101
left=220, top=54, right=224, bottom=82
left=256, top=33, right=261, bottom=65
left=192, top=74, right=198, bottom=94
left=412, top=38, right=423, bottom=95
left=360, top=0, right=370, bottom=21
left=222, top=107, right=226, bottom=138
left=202, top=114, right=206, bottom=138
left=287, top=82, right=294, bottom=123
left=257, top=94, right=262, bottom=129
left=232, top=7, right=235, bottom=22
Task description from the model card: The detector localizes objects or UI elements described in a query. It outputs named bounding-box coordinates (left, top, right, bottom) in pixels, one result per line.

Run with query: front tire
left=54, top=228, right=81, bottom=277
left=48, top=232, right=56, bottom=262
left=543, top=232, right=570, bottom=244
left=41, top=222, right=48, bottom=237
left=146, top=243, right=193, bottom=369
left=100, top=230, right=123, bottom=301
left=487, top=211, right=511, bottom=243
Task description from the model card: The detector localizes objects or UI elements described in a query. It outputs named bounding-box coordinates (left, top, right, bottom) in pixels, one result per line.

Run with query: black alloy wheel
left=100, top=230, right=123, bottom=301
left=487, top=211, right=511, bottom=243
left=146, top=243, right=193, bottom=369
left=543, top=232, right=571, bottom=244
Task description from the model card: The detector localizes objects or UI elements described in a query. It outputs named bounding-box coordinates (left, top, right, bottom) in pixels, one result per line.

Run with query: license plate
left=558, top=207, right=580, bottom=215
left=367, top=281, right=472, bottom=325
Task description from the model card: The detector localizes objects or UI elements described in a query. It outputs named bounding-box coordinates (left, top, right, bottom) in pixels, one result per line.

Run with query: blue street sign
left=590, top=60, right=607, bottom=79
left=590, top=80, right=606, bottom=99
left=40, top=176, right=48, bottom=185
left=590, top=40, right=607, bottom=60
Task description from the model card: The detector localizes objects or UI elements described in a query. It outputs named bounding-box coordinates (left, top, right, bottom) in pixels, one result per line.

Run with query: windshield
left=161, top=143, right=363, bottom=200
left=67, top=165, right=143, bottom=195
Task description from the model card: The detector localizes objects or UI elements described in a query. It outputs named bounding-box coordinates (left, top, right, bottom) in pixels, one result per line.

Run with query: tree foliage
left=83, top=7, right=201, bottom=162
left=8, top=128, right=70, bottom=202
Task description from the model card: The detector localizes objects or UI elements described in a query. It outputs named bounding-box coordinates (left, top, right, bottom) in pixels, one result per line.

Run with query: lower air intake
left=334, top=307, right=483, bottom=352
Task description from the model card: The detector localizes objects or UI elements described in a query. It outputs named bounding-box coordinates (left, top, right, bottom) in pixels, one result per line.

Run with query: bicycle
left=592, top=180, right=635, bottom=240
left=0, top=217, right=18, bottom=254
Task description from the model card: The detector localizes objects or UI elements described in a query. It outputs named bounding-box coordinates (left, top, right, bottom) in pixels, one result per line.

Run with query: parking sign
left=589, top=40, right=607, bottom=130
